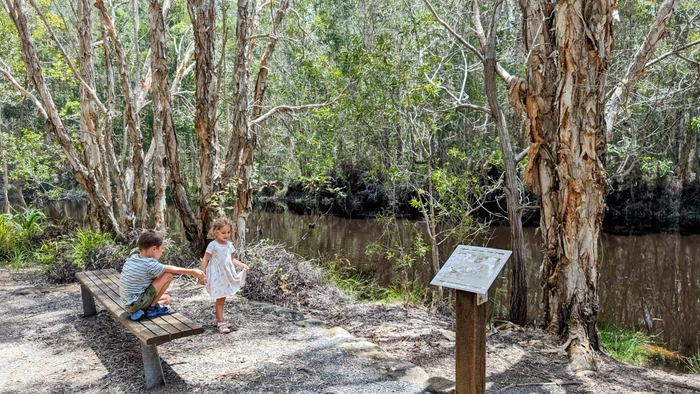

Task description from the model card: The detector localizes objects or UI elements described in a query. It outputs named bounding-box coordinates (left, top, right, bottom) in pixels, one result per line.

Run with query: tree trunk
left=150, top=0, right=201, bottom=245
left=187, top=0, right=218, bottom=246
left=0, top=140, right=9, bottom=213
left=479, top=0, right=528, bottom=326
left=222, top=0, right=251, bottom=250
left=95, top=0, right=148, bottom=228
left=677, top=112, right=694, bottom=184
left=15, top=181, right=26, bottom=207
left=223, top=0, right=289, bottom=253
left=100, top=26, right=131, bottom=228
left=77, top=0, right=113, bottom=232
left=6, top=0, right=122, bottom=237
left=523, top=0, right=614, bottom=371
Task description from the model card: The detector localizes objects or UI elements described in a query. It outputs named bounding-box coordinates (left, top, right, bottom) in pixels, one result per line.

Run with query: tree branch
left=645, top=39, right=700, bottom=68
left=250, top=83, right=350, bottom=126
left=422, top=0, right=484, bottom=63
left=471, top=0, right=516, bottom=83
left=454, top=102, right=490, bottom=114
left=515, top=146, right=530, bottom=163
left=605, top=0, right=678, bottom=137
left=28, top=0, right=107, bottom=115
left=0, top=58, right=47, bottom=119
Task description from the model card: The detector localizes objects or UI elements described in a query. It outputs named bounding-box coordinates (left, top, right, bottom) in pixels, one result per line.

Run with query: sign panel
left=430, top=245, right=511, bottom=294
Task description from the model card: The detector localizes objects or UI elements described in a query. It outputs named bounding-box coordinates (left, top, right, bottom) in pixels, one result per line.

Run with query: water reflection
left=7, top=200, right=699, bottom=355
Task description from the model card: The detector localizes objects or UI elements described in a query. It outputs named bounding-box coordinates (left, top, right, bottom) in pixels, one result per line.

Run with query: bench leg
left=141, top=343, right=165, bottom=389
left=80, top=285, right=97, bottom=317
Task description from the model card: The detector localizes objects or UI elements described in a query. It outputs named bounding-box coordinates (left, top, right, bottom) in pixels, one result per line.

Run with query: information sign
left=430, top=245, right=511, bottom=294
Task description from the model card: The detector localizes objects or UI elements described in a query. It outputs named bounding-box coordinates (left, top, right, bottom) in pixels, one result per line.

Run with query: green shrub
left=0, top=216, right=20, bottom=259
left=72, top=229, right=114, bottom=268
left=2, top=207, right=46, bottom=239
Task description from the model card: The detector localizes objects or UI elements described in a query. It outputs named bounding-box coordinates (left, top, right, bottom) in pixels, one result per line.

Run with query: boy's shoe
left=130, top=309, right=144, bottom=321
left=145, top=304, right=171, bottom=317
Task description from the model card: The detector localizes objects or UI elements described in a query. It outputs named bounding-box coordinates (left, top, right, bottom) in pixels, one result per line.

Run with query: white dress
left=204, top=240, right=246, bottom=299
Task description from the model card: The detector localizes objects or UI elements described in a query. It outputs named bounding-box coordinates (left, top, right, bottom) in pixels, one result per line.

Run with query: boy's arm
left=164, top=265, right=205, bottom=280
left=232, top=254, right=249, bottom=271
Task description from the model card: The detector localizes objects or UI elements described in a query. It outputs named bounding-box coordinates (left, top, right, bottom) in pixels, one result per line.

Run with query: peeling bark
left=150, top=0, right=200, bottom=244
left=100, top=26, right=131, bottom=229
left=221, top=0, right=251, bottom=250
left=76, top=0, right=113, bottom=231
left=187, top=0, right=218, bottom=246
left=230, top=0, right=289, bottom=252
left=522, top=0, right=614, bottom=370
left=0, top=137, right=9, bottom=213
left=95, top=0, right=148, bottom=228
left=5, top=0, right=122, bottom=236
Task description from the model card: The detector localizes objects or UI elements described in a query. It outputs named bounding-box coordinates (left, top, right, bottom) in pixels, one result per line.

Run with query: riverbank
left=1, top=244, right=698, bottom=393
left=272, top=167, right=700, bottom=234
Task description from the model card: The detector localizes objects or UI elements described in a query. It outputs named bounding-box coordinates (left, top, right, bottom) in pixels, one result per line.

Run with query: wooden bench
left=76, top=269, right=204, bottom=389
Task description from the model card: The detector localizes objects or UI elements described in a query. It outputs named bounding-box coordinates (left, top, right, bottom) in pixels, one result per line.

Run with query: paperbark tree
left=96, top=0, right=148, bottom=228
left=150, top=0, right=200, bottom=243
left=0, top=127, right=9, bottom=214
left=522, top=0, right=614, bottom=370
left=220, top=0, right=290, bottom=253
left=187, top=0, right=218, bottom=246
left=2, top=0, right=122, bottom=236
left=76, top=0, right=114, bottom=231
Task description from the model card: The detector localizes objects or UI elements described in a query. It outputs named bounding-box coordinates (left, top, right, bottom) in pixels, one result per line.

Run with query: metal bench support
left=141, top=342, right=165, bottom=389
left=80, top=284, right=97, bottom=317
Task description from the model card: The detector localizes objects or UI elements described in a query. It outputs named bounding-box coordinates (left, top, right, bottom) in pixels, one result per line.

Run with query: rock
left=339, top=340, right=388, bottom=360
left=327, top=327, right=353, bottom=338
left=294, top=318, right=325, bottom=328
left=247, top=300, right=275, bottom=308
left=378, top=359, right=429, bottom=386
left=423, top=376, right=455, bottom=394
left=437, top=329, right=456, bottom=341
left=262, top=305, right=305, bottom=321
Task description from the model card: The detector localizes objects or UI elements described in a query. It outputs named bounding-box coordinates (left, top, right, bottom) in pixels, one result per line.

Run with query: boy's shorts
left=124, top=285, right=157, bottom=313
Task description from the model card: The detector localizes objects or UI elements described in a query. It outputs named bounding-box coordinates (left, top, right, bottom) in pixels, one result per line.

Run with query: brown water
left=11, top=200, right=700, bottom=355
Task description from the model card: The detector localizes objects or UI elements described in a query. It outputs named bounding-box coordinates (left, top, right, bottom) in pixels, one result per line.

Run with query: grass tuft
left=599, top=323, right=650, bottom=366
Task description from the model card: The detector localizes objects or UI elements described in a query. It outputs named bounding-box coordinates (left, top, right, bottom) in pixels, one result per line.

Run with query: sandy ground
left=0, top=267, right=698, bottom=394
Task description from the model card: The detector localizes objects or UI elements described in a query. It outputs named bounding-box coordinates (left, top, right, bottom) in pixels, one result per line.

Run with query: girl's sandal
left=217, top=322, right=231, bottom=334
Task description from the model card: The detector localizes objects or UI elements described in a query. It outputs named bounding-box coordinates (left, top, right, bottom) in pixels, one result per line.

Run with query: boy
left=120, top=230, right=206, bottom=321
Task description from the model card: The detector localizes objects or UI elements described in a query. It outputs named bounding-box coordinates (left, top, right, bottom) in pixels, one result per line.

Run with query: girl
left=200, top=218, right=249, bottom=333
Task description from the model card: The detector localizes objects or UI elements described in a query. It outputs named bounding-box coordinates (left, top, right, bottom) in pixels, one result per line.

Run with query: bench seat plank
left=94, top=271, right=188, bottom=340
left=96, top=271, right=201, bottom=342
left=76, top=269, right=203, bottom=345
left=83, top=271, right=172, bottom=341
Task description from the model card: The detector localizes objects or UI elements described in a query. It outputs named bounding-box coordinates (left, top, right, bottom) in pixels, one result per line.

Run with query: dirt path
left=0, top=268, right=698, bottom=393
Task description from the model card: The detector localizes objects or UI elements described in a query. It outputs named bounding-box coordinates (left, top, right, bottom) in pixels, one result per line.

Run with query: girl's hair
left=208, top=217, right=234, bottom=239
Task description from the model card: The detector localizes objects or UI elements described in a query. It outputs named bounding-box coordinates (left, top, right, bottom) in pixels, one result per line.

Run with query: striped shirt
left=120, top=254, right=166, bottom=305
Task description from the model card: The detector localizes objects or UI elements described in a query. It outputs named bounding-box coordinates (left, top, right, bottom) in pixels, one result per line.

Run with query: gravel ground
left=1, top=265, right=699, bottom=394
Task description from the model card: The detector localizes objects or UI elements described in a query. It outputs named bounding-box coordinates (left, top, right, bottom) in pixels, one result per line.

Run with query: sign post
left=430, top=245, right=511, bottom=394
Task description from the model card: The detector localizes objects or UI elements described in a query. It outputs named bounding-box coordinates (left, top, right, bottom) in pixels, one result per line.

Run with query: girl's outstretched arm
left=232, top=254, right=249, bottom=271
left=199, top=253, right=212, bottom=284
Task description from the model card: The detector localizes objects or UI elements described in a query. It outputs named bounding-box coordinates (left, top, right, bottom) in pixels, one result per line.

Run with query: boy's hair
left=208, top=217, right=234, bottom=239
left=137, top=229, right=164, bottom=250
